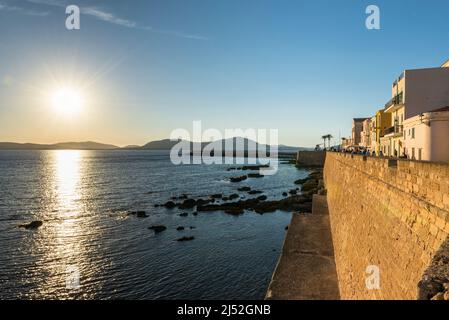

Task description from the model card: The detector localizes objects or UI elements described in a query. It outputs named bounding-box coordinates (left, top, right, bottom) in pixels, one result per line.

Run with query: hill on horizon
left=0, top=138, right=311, bottom=152
left=0, top=141, right=119, bottom=150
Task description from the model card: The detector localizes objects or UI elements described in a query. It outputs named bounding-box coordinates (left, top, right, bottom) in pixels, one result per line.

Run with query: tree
left=321, top=135, right=327, bottom=150
left=327, top=134, right=334, bottom=148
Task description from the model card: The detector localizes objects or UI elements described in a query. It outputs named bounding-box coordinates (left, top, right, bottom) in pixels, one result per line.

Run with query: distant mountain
left=0, top=141, right=119, bottom=150
left=0, top=138, right=310, bottom=152
left=140, top=137, right=307, bottom=153
left=122, top=145, right=141, bottom=149
left=141, top=139, right=184, bottom=150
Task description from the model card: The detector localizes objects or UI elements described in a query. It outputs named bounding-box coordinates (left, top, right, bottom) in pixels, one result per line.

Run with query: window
left=411, top=128, right=415, bottom=139
left=418, top=149, right=422, bottom=161
left=412, top=148, right=415, bottom=160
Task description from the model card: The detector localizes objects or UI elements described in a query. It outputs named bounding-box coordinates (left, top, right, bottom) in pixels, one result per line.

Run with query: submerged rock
left=238, top=186, right=251, bottom=192
left=179, top=212, right=188, bottom=217
left=229, top=194, right=239, bottom=200
left=257, top=195, right=268, bottom=201
left=128, top=211, right=148, bottom=218
left=197, top=195, right=312, bottom=215
left=177, top=236, right=195, bottom=242
left=164, top=201, right=177, bottom=209
left=248, top=190, right=263, bottom=195
left=176, top=226, right=185, bottom=231
left=230, top=175, right=248, bottom=183
left=248, top=173, right=264, bottom=178
left=148, top=225, right=167, bottom=233
left=19, top=220, right=43, bottom=230
left=179, top=199, right=196, bottom=209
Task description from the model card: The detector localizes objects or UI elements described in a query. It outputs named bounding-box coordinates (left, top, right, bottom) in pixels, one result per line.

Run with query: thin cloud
left=25, top=0, right=208, bottom=40
left=81, top=7, right=137, bottom=29
left=0, top=2, right=50, bottom=16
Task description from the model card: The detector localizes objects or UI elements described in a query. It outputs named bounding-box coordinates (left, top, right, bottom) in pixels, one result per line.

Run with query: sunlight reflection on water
left=31, top=151, right=106, bottom=299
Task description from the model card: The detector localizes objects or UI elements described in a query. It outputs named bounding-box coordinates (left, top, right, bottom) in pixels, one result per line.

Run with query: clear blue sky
left=1, top=0, right=449, bottom=147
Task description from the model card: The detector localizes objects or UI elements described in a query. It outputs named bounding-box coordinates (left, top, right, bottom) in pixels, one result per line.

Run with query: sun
left=51, top=87, right=83, bottom=115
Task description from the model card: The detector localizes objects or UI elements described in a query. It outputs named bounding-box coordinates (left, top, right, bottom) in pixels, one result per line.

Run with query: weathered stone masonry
left=324, top=152, right=449, bottom=299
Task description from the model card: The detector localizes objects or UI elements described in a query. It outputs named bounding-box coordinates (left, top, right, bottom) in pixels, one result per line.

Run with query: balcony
left=384, top=92, right=404, bottom=112
left=384, top=125, right=403, bottom=137
left=392, top=72, right=405, bottom=87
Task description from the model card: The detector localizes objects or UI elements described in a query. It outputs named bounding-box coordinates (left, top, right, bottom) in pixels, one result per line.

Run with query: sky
left=1, top=0, right=449, bottom=147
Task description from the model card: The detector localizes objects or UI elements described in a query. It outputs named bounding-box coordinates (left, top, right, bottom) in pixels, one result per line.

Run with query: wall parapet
left=324, top=152, right=449, bottom=299
left=296, top=151, right=326, bottom=167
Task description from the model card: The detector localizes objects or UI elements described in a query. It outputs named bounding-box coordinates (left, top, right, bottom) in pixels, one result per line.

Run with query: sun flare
left=51, top=87, right=83, bottom=116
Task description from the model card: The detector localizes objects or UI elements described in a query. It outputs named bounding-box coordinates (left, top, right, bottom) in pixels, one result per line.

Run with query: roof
left=441, top=60, right=449, bottom=68
left=353, top=118, right=369, bottom=122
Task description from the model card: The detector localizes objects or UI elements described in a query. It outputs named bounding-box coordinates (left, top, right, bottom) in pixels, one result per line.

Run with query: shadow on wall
left=418, top=236, right=449, bottom=300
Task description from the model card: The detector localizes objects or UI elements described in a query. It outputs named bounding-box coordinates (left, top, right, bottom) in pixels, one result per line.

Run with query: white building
left=403, top=106, right=449, bottom=162
left=380, top=60, right=449, bottom=157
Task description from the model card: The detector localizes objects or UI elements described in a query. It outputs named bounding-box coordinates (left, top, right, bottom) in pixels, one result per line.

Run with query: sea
left=0, top=150, right=309, bottom=299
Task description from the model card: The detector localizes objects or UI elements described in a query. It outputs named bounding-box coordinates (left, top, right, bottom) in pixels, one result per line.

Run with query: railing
left=384, top=92, right=404, bottom=109
left=384, top=124, right=403, bottom=136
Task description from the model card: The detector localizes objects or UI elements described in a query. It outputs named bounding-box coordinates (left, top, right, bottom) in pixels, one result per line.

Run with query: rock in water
left=19, top=221, right=43, bottom=230
left=176, top=226, right=185, bottom=231
left=164, top=201, right=176, bottom=209
left=177, top=236, right=195, bottom=242
left=127, top=211, right=149, bottom=218
left=179, top=212, right=188, bottom=217
left=179, top=199, right=196, bottom=209
left=230, top=175, right=248, bottom=183
left=148, top=225, right=167, bottom=233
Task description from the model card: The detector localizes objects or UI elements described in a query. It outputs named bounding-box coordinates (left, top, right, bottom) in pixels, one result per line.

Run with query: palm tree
left=321, top=135, right=327, bottom=150
left=327, top=134, right=334, bottom=149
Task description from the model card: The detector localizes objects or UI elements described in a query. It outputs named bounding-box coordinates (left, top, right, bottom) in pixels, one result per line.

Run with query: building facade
left=374, top=109, right=391, bottom=155
left=380, top=62, right=449, bottom=157
left=360, top=118, right=371, bottom=149
left=403, top=107, right=449, bottom=162
left=352, top=118, right=369, bottom=146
